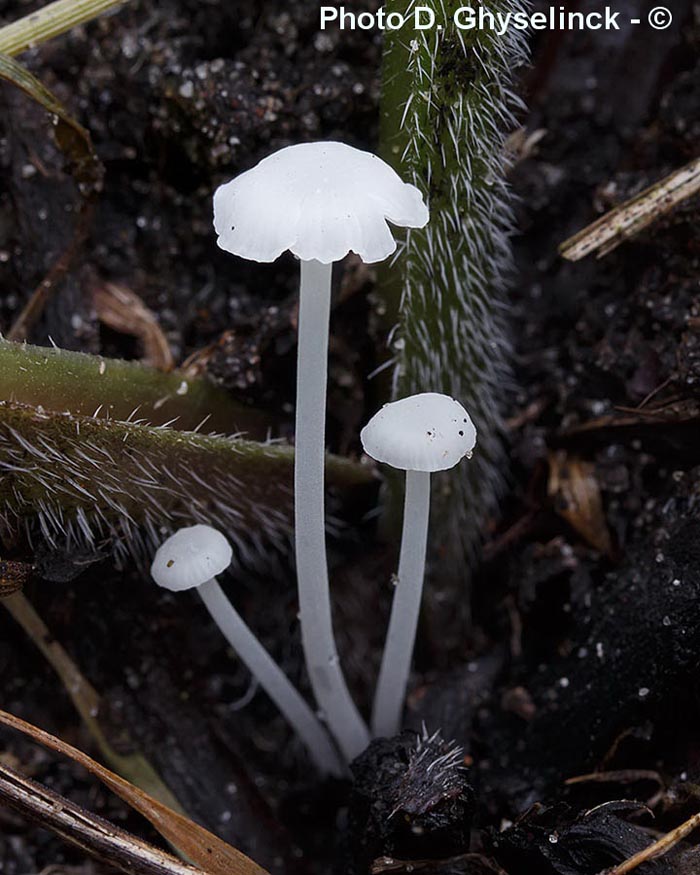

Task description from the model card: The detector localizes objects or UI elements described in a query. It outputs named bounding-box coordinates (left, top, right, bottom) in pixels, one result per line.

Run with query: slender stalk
left=198, top=578, right=344, bottom=777
left=371, top=469, right=431, bottom=738
left=294, top=258, right=370, bottom=762
left=0, top=0, right=127, bottom=57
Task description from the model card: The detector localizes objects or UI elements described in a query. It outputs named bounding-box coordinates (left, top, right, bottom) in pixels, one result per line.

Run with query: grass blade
left=3, top=591, right=185, bottom=812
left=0, top=709, right=269, bottom=875
left=0, top=0, right=127, bottom=57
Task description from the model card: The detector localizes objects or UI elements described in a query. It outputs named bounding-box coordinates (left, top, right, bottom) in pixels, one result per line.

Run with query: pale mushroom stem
left=371, top=469, right=431, bottom=738
left=198, top=578, right=345, bottom=777
left=295, top=258, right=370, bottom=762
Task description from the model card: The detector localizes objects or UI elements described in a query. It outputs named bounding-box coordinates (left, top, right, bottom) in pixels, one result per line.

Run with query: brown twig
left=482, top=509, right=539, bottom=562
left=7, top=198, right=95, bottom=342
left=635, top=377, right=674, bottom=411
left=566, top=769, right=663, bottom=788
left=560, top=156, right=700, bottom=261
left=0, top=761, right=205, bottom=875
left=566, top=770, right=665, bottom=807
left=600, top=810, right=700, bottom=875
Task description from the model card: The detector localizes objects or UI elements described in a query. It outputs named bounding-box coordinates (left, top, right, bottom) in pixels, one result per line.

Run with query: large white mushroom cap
left=151, top=525, right=233, bottom=592
left=361, top=393, right=476, bottom=473
left=213, top=142, right=429, bottom=265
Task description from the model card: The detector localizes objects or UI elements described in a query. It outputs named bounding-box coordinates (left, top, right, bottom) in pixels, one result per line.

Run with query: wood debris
left=560, top=156, right=700, bottom=261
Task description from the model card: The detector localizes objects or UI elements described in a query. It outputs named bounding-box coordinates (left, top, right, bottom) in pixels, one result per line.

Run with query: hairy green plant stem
left=0, top=402, right=372, bottom=568
left=0, top=339, right=267, bottom=437
left=0, top=0, right=127, bottom=57
left=379, top=0, right=528, bottom=564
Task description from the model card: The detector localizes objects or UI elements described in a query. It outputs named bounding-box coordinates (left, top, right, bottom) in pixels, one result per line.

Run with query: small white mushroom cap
left=360, top=393, right=476, bottom=473
left=151, top=525, right=233, bottom=592
left=213, top=142, right=429, bottom=265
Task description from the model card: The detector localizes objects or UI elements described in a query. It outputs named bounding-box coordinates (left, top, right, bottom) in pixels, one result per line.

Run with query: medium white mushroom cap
left=361, top=393, right=476, bottom=473
left=213, top=142, right=429, bottom=265
left=151, top=525, right=233, bottom=592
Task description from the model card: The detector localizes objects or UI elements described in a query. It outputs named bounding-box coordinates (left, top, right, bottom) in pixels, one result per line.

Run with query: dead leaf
left=91, top=281, right=174, bottom=371
left=0, top=709, right=268, bottom=875
left=505, top=126, right=548, bottom=165
left=547, top=452, right=613, bottom=555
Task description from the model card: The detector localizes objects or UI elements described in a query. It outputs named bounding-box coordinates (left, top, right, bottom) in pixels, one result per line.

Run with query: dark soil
left=1, top=1, right=700, bottom=874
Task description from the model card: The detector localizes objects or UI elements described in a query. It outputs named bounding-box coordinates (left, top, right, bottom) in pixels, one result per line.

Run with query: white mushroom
left=360, top=394, right=476, bottom=738
left=213, top=142, right=428, bottom=264
left=213, top=142, right=428, bottom=762
left=151, top=525, right=344, bottom=777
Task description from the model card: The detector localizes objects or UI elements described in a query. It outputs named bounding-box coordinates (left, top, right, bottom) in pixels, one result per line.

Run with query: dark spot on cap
left=166, top=559, right=174, bottom=568
left=459, top=430, right=464, bottom=436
